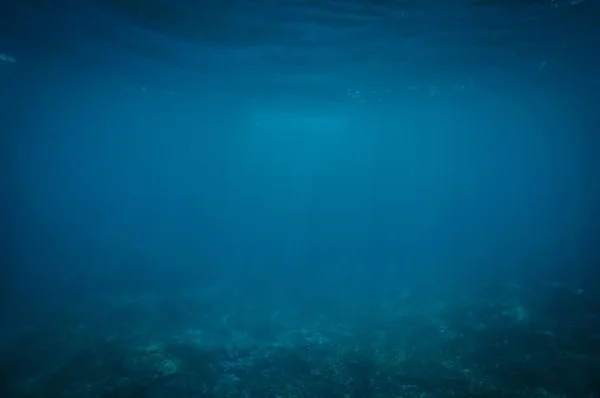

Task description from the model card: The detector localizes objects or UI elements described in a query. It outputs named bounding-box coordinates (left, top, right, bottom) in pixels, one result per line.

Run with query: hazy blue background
left=1, top=0, right=599, bottom=307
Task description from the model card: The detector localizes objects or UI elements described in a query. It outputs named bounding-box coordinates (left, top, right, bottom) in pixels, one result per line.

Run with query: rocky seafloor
left=1, top=281, right=599, bottom=398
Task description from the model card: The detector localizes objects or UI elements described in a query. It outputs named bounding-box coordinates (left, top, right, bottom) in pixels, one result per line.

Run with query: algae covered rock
left=0, top=53, right=16, bottom=63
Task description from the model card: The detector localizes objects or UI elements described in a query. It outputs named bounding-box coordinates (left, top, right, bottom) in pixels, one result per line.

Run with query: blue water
left=1, top=0, right=599, bottom=397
